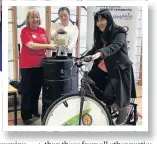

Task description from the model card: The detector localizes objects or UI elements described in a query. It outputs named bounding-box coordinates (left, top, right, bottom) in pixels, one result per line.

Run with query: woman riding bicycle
left=86, top=9, right=137, bottom=125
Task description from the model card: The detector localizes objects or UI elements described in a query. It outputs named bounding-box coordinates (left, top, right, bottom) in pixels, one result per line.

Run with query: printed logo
left=82, top=113, right=92, bottom=125
left=40, top=34, right=47, bottom=37
left=32, top=35, right=36, bottom=39
left=40, top=34, right=47, bottom=43
left=60, top=69, right=64, bottom=75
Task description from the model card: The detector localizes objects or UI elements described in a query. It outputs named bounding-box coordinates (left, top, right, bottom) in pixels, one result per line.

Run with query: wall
left=8, top=7, right=21, bottom=80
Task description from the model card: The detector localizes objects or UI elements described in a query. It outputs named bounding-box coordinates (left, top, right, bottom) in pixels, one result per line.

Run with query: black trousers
left=20, top=67, right=42, bottom=120
left=88, top=66, right=115, bottom=106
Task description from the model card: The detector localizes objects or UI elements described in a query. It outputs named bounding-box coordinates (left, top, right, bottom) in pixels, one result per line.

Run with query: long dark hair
left=93, top=9, right=126, bottom=48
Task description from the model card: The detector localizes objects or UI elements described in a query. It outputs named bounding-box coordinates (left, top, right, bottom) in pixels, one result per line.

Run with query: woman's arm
left=85, top=45, right=96, bottom=56
left=25, top=41, right=56, bottom=50
left=67, top=25, right=79, bottom=53
left=97, top=33, right=126, bottom=58
left=20, top=29, right=57, bottom=50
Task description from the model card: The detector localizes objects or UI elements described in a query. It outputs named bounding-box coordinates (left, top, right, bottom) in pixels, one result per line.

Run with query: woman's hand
left=47, top=44, right=58, bottom=50
left=57, top=27, right=66, bottom=34
left=62, top=45, right=69, bottom=52
left=63, top=45, right=68, bottom=49
left=92, top=52, right=104, bottom=60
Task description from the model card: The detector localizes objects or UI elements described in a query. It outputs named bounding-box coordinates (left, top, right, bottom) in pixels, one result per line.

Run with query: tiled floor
left=8, top=85, right=142, bottom=126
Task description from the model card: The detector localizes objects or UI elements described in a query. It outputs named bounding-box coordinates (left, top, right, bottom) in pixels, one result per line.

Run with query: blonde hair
left=25, top=9, right=41, bottom=26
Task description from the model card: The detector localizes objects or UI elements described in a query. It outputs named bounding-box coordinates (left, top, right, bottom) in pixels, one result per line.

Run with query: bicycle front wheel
left=42, top=95, right=112, bottom=126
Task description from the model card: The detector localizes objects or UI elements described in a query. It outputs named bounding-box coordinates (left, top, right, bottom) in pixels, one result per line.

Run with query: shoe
left=116, top=104, right=133, bottom=125
left=110, top=103, right=119, bottom=109
left=32, top=113, right=40, bottom=117
left=23, top=120, right=30, bottom=125
left=23, top=119, right=31, bottom=125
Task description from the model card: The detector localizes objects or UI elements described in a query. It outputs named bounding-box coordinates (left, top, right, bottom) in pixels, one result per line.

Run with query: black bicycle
left=42, top=55, right=138, bottom=126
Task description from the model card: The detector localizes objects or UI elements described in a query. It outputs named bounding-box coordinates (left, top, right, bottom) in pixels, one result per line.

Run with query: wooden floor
left=8, top=85, right=142, bottom=126
left=135, top=85, right=142, bottom=125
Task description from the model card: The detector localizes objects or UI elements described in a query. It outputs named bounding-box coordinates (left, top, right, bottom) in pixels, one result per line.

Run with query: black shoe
left=32, top=113, right=40, bottom=117
left=116, top=105, right=133, bottom=125
left=23, top=119, right=31, bottom=125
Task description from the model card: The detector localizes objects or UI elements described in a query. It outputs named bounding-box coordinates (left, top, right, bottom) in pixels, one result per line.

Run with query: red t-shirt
left=19, top=26, right=48, bottom=68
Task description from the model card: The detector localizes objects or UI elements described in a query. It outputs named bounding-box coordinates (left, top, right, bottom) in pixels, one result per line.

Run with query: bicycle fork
left=78, top=78, right=86, bottom=125
left=78, top=75, right=96, bottom=125
left=78, top=91, right=85, bottom=125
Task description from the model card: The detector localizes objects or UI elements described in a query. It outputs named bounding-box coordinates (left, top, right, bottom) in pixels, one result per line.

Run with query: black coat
left=86, top=32, right=137, bottom=108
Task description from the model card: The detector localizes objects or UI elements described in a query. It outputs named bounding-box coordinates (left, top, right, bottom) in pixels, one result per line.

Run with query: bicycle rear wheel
left=42, top=95, right=112, bottom=126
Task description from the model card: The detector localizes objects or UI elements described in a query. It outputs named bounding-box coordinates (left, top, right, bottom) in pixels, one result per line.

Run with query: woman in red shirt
left=20, top=9, right=57, bottom=124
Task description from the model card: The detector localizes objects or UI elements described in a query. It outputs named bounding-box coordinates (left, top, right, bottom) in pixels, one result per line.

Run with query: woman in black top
left=86, top=9, right=136, bottom=125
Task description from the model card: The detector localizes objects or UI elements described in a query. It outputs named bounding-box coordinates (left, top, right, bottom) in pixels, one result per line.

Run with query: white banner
left=86, top=6, right=142, bottom=82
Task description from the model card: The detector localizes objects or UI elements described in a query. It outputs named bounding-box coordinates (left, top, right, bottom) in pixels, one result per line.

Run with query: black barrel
left=41, top=57, right=78, bottom=119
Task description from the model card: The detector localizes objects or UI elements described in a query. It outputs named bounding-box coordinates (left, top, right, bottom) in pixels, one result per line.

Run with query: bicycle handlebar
left=73, top=55, right=93, bottom=62
left=72, top=55, right=93, bottom=67
left=83, top=56, right=93, bottom=62
left=70, top=55, right=94, bottom=72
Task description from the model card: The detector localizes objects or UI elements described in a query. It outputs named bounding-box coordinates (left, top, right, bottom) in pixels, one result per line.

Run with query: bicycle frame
left=70, top=56, right=138, bottom=126
left=72, top=57, right=104, bottom=125
left=42, top=56, right=138, bottom=126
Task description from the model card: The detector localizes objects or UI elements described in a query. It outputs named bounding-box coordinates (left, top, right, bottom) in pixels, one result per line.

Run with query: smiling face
left=27, top=10, right=40, bottom=29
left=96, top=17, right=107, bottom=32
left=58, top=10, right=70, bottom=26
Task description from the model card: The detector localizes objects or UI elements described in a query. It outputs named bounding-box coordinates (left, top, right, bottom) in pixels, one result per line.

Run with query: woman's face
left=96, top=17, right=107, bottom=32
left=59, top=10, right=70, bottom=25
left=28, top=11, right=40, bottom=28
